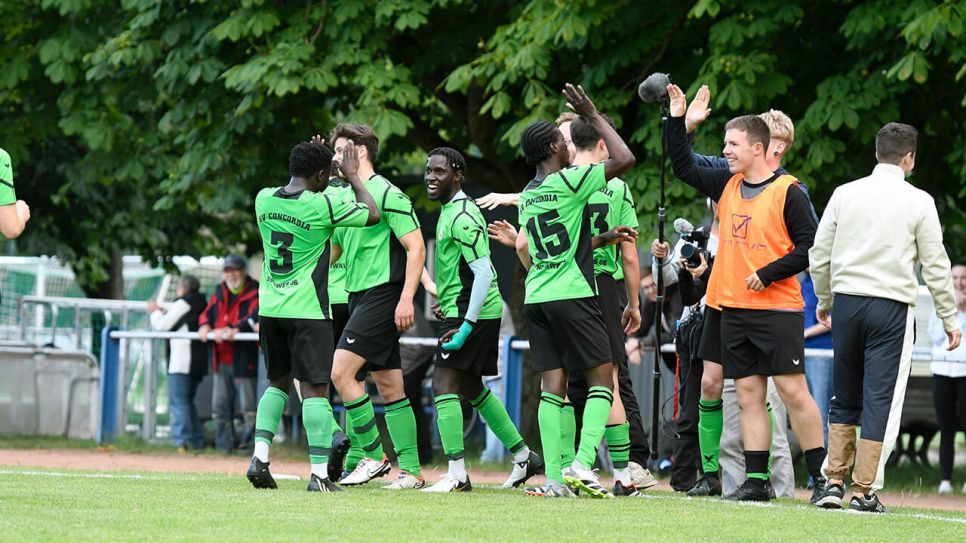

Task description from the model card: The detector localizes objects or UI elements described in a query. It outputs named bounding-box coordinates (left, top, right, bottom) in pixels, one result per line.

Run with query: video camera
left=673, top=218, right=710, bottom=269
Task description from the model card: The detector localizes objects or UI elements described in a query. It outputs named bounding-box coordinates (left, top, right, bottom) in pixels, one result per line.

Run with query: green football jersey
left=435, top=195, right=503, bottom=320
left=255, top=185, right=370, bottom=319
left=322, top=179, right=352, bottom=305
left=588, top=177, right=639, bottom=281
left=518, top=162, right=606, bottom=304
left=333, top=174, right=420, bottom=293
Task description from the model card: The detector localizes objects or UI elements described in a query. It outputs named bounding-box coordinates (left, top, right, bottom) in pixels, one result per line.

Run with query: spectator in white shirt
left=149, top=275, right=208, bottom=451
left=927, top=262, right=966, bottom=494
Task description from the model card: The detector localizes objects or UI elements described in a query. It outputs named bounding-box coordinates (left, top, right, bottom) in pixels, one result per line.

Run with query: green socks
left=560, top=402, right=577, bottom=468
left=604, top=422, right=631, bottom=470
left=575, top=386, right=613, bottom=469
left=253, top=386, right=288, bottom=462
left=471, top=388, right=526, bottom=455
left=345, top=393, right=384, bottom=460
left=302, top=397, right=334, bottom=477
left=434, top=394, right=464, bottom=460
left=698, top=398, right=723, bottom=474
left=538, top=392, right=564, bottom=483
left=384, top=397, right=420, bottom=477
left=344, top=417, right=364, bottom=471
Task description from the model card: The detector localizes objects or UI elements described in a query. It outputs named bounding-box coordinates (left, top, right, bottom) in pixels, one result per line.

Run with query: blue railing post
left=501, top=335, right=522, bottom=426
left=98, top=326, right=120, bottom=444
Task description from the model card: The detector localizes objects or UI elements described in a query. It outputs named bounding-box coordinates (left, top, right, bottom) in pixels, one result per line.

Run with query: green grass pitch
left=0, top=468, right=963, bottom=542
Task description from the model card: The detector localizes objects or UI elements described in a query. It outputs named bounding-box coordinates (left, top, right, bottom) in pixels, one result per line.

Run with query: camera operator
left=650, top=210, right=717, bottom=492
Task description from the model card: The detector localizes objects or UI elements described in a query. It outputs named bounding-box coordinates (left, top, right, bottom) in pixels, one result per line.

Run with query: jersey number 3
left=270, top=231, right=294, bottom=274
left=526, top=210, right=571, bottom=259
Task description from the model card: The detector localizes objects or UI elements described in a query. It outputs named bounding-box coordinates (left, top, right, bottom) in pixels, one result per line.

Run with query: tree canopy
left=2, top=0, right=965, bottom=297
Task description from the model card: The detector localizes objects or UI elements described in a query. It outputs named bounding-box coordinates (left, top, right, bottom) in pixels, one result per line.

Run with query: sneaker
left=628, top=461, right=658, bottom=490
left=338, top=455, right=391, bottom=486
left=563, top=465, right=613, bottom=499
left=613, top=481, right=641, bottom=497
left=766, top=481, right=777, bottom=500
left=246, top=457, right=277, bottom=489
left=328, top=432, right=351, bottom=483
left=502, top=450, right=545, bottom=488
left=722, top=479, right=771, bottom=502
left=382, top=471, right=426, bottom=490
left=938, top=480, right=953, bottom=494
left=524, top=484, right=547, bottom=497
left=544, top=480, right=577, bottom=498
left=307, top=473, right=343, bottom=492
left=686, top=474, right=722, bottom=497
left=422, top=473, right=472, bottom=493
left=814, top=482, right=844, bottom=509
left=848, top=493, right=887, bottom=513
left=809, top=476, right=828, bottom=505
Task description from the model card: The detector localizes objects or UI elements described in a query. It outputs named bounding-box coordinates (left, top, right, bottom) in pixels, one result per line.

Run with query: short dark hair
left=521, top=121, right=559, bottom=165
left=724, top=115, right=771, bottom=149
left=570, top=114, right=617, bottom=151
left=329, top=123, right=379, bottom=160
left=288, top=141, right=333, bottom=178
left=179, top=274, right=200, bottom=294
left=427, top=147, right=466, bottom=173
left=875, top=122, right=918, bottom=165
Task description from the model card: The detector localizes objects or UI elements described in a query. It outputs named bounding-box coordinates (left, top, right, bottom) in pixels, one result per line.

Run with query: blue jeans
left=804, top=356, right=834, bottom=447
left=168, top=373, right=205, bottom=449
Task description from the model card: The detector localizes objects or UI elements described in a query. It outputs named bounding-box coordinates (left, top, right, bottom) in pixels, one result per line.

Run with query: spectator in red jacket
left=199, top=255, right=259, bottom=453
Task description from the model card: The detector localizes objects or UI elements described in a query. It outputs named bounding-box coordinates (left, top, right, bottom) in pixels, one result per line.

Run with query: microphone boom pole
left=651, top=97, right=668, bottom=462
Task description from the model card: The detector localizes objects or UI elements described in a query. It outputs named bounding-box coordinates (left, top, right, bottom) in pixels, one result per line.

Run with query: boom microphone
left=673, top=217, right=695, bottom=234
left=637, top=72, right=670, bottom=103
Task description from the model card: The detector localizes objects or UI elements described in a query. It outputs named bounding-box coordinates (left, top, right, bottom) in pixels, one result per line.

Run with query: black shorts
left=596, top=274, right=626, bottom=365
left=259, top=316, right=334, bottom=384
left=435, top=318, right=500, bottom=376
left=337, top=283, right=402, bottom=370
left=332, top=303, right=349, bottom=341
left=525, top=297, right=612, bottom=373
left=720, top=307, right=805, bottom=379
left=697, top=306, right=722, bottom=364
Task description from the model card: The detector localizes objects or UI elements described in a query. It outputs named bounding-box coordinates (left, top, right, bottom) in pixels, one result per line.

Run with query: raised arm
left=665, top=84, right=731, bottom=201
left=338, top=141, right=380, bottom=226
left=562, top=83, right=635, bottom=180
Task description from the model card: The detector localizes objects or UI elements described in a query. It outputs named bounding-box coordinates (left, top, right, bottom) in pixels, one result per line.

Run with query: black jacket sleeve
left=666, top=116, right=732, bottom=202
left=756, top=184, right=817, bottom=285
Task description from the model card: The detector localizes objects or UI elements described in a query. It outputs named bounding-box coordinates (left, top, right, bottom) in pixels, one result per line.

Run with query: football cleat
left=563, top=464, right=613, bottom=499
left=612, top=480, right=641, bottom=497
left=246, top=457, right=277, bottom=490
left=421, top=473, right=472, bottom=493
left=307, top=473, right=343, bottom=492
left=686, top=474, right=722, bottom=497
left=338, top=455, right=391, bottom=486
left=328, top=432, right=351, bottom=483
left=722, top=479, right=771, bottom=502
left=502, top=450, right=545, bottom=488
left=382, top=471, right=426, bottom=490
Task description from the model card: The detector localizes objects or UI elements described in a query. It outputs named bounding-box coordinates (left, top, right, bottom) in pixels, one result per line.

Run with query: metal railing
left=94, top=330, right=959, bottom=443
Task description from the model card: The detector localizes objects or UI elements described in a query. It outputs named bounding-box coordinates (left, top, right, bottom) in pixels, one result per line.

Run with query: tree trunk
left=80, top=250, right=125, bottom=300
left=508, top=262, right=543, bottom=449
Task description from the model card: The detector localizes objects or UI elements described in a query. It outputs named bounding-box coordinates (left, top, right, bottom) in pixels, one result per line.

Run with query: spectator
left=927, top=262, right=966, bottom=494
left=810, top=122, right=963, bottom=512
left=801, top=269, right=833, bottom=446
left=198, top=255, right=260, bottom=453
left=148, top=275, right=207, bottom=451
